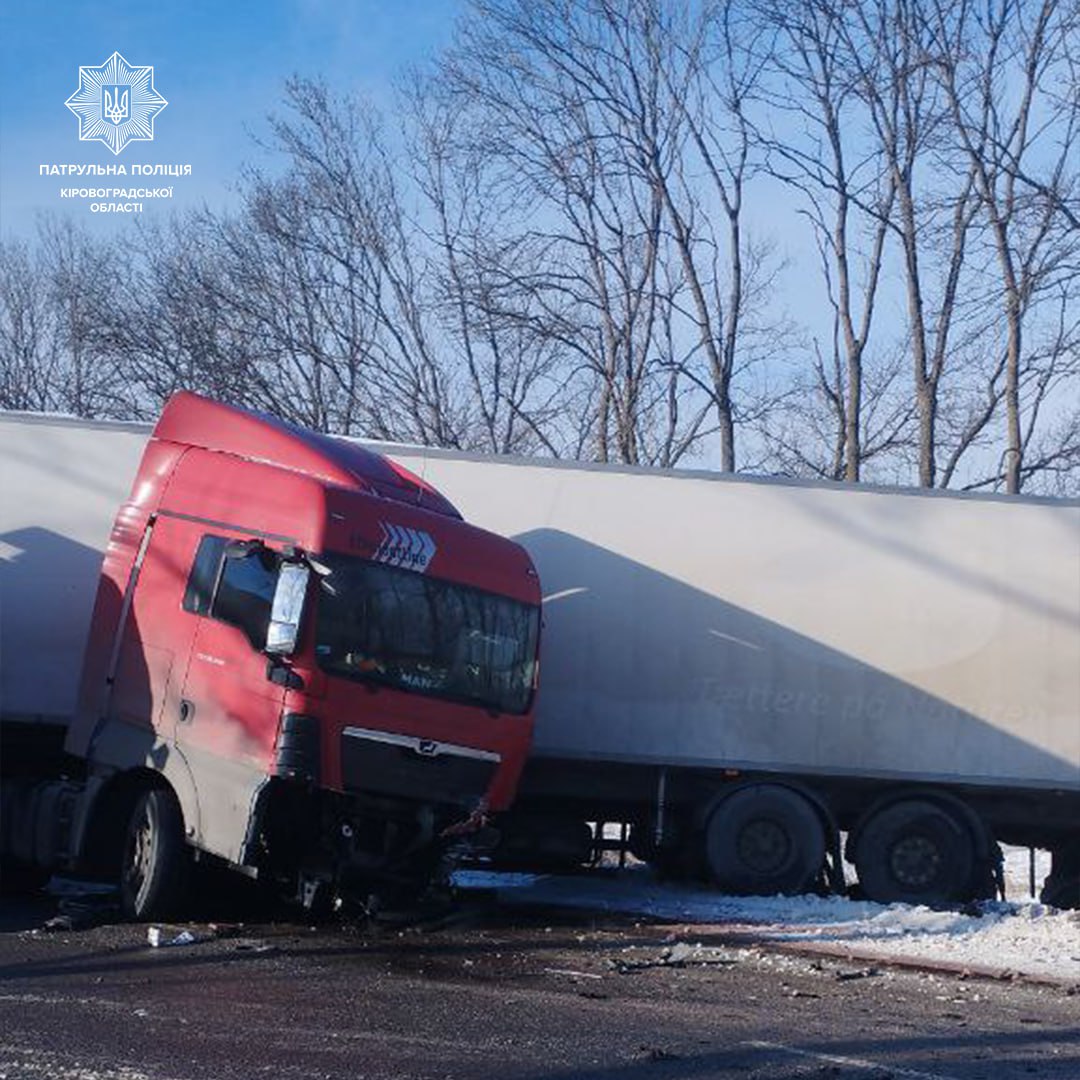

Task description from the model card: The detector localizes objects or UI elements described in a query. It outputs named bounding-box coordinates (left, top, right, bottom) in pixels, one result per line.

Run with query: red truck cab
left=67, top=392, right=541, bottom=917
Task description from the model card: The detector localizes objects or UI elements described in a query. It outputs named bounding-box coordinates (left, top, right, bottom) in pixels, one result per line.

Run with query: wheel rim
left=736, top=817, right=791, bottom=875
left=889, top=833, right=942, bottom=889
left=123, top=801, right=153, bottom=900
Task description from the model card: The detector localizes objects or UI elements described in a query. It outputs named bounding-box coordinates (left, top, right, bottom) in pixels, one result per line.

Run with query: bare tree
left=0, top=238, right=57, bottom=411
left=403, top=74, right=579, bottom=455
left=758, top=0, right=899, bottom=481
left=655, top=0, right=793, bottom=471
left=38, top=219, right=130, bottom=417
left=440, top=0, right=736, bottom=466
left=929, top=0, right=1080, bottom=492
left=0, top=220, right=130, bottom=418
left=248, top=79, right=471, bottom=444
left=826, top=0, right=984, bottom=487
left=436, top=0, right=794, bottom=469
left=96, top=213, right=259, bottom=418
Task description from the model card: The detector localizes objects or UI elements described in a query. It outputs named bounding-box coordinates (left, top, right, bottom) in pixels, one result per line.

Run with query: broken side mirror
left=266, top=562, right=310, bottom=655
left=224, top=538, right=264, bottom=560
left=213, top=541, right=278, bottom=649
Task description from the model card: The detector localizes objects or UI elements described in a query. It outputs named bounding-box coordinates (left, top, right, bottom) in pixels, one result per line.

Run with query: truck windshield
left=314, top=554, right=539, bottom=715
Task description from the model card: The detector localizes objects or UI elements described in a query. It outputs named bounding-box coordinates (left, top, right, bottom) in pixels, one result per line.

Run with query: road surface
left=0, top=893, right=1077, bottom=1079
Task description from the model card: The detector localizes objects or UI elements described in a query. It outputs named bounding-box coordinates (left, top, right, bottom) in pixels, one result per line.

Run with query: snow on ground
left=453, top=848, right=1080, bottom=984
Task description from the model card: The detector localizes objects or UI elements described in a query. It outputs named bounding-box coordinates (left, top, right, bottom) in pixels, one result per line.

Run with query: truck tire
left=703, top=785, right=826, bottom=896
left=853, top=799, right=975, bottom=905
left=120, top=787, right=189, bottom=921
left=1040, top=846, right=1080, bottom=909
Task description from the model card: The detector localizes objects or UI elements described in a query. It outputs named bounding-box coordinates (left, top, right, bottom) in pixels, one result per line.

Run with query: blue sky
left=0, top=1, right=461, bottom=237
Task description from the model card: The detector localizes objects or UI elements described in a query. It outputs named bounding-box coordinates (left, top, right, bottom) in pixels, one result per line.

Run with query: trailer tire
left=703, top=785, right=826, bottom=896
left=853, top=799, right=975, bottom=905
left=1040, top=846, right=1080, bottom=909
left=120, top=787, right=188, bottom=921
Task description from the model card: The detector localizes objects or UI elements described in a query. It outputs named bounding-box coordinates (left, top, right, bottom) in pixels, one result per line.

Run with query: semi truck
left=3, top=405, right=1078, bottom=912
left=0, top=394, right=542, bottom=919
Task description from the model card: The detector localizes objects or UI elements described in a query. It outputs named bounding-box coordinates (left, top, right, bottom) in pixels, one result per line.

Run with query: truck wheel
left=853, top=799, right=974, bottom=905
left=120, top=787, right=189, bottom=921
left=703, top=785, right=826, bottom=896
left=1040, top=846, right=1080, bottom=909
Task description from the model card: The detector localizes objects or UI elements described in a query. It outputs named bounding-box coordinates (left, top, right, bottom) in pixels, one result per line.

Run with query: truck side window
left=182, top=535, right=227, bottom=615
left=212, top=548, right=278, bottom=649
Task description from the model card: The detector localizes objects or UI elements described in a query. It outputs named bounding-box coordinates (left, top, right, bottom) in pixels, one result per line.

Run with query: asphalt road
left=0, top=892, right=1077, bottom=1080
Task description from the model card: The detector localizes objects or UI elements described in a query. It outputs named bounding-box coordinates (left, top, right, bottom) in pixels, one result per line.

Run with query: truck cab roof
left=153, top=392, right=462, bottom=521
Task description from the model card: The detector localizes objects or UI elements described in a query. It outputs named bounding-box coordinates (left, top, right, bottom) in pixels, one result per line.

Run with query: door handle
left=179, top=698, right=195, bottom=724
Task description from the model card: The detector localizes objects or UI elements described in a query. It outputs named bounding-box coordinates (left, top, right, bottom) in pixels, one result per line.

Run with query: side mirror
left=212, top=543, right=277, bottom=649
left=224, top=538, right=264, bottom=560
left=266, top=562, right=310, bottom=655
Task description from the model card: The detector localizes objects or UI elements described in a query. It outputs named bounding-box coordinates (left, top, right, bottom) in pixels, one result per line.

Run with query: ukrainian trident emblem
left=103, top=85, right=131, bottom=124
left=65, top=52, right=167, bottom=155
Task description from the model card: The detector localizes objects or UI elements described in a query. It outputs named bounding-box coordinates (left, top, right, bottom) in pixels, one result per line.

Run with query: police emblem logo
left=65, top=52, right=167, bottom=155
left=102, top=85, right=131, bottom=125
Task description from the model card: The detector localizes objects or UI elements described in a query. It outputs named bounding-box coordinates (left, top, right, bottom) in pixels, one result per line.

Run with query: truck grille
left=341, top=727, right=499, bottom=807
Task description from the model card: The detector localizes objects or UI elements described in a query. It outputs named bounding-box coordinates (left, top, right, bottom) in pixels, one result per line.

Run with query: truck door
left=176, top=536, right=287, bottom=864
left=81, top=512, right=196, bottom=765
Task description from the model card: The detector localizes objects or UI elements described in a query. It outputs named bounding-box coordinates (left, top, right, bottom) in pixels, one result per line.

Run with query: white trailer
left=1, top=416, right=149, bottom=725
left=3, top=413, right=1078, bottom=906
left=379, top=446, right=1080, bottom=907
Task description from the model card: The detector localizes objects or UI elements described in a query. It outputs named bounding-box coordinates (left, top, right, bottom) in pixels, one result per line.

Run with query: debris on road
left=231, top=938, right=277, bottom=954
left=147, top=926, right=203, bottom=947
left=606, top=941, right=741, bottom=974
left=834, top=967, right=882, bottom=982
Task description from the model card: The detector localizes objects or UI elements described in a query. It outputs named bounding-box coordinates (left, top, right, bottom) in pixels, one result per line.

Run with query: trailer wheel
left=853, top=799, right=974, bottom=905
left=120, top=787, right=188, bottom=921
left=1040, top=846, right=1080, bottom=909
left=703, top=785, right=826, bottom=896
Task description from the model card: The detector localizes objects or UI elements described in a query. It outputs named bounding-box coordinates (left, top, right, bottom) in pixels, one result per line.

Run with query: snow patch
left=453, top=856, right=1080, bottom=983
